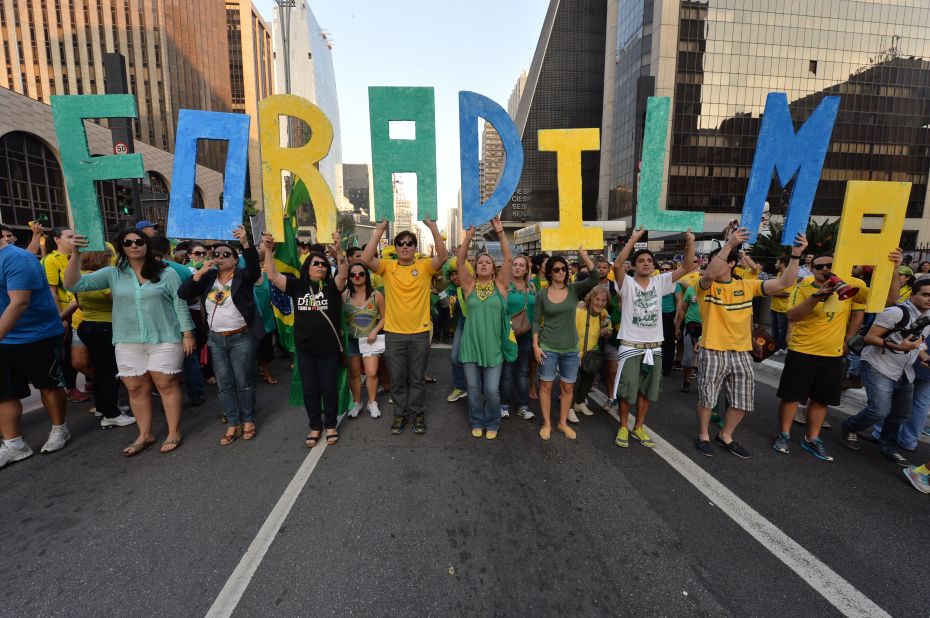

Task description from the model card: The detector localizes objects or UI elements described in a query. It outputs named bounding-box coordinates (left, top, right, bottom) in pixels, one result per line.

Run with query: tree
left=750, top=218, right=838, bottom=273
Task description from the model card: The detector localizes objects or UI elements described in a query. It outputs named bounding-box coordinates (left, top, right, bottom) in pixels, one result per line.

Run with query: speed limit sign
left=114, top=142, right=129, bottom=155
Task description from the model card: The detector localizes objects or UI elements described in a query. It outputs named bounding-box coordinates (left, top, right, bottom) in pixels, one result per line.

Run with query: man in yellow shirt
left=43, top=227, right=87, bottom=402
left=773, top=250, right=903, bottom=460
left=694, top=227, right=806, bottom=458
left=361, top=219, right=447, bottom=435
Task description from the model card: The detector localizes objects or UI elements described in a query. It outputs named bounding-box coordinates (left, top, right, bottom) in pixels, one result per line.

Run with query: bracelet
left=789, top=255, right=801, bottom=260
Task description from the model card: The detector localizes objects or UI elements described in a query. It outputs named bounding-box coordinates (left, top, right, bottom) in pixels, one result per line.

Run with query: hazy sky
left=253, top=0, right=549, bottom=230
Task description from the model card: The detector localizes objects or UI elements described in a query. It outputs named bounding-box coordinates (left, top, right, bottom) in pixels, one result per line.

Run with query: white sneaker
left=100, top=413, right=137, bottom=428
left=87, top=406, right=103, bottom=419
left=0, top=442, right=33, bottom=469
left=368, top=401, right=382, bottom=418
left=347, top=401, right=363, bottom=418
left=500, top=406, right=510, bottom=419
left=575, top=402, right=595, bottom=416
left=40, top=425, right=71, bottom=453
left=568, top=409, right=580, bottom=424
left=517, top=406, right=534, bottom=420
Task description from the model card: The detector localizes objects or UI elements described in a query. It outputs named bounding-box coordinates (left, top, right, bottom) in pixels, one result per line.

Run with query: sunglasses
left=121, top=238, right=146, bottom=247
left=213, top=251, right=233, bottom=259
left=660, top=268, right=672, bottom=272
left=350, top=271, right=367, bottom=279
left=190, top=250, right=206, bottom=256
left=812, top=263, right=833, bottom=270
left=395, top=240, right=416, bottom=248
left=309, top=260, right=328, bottom=268
left=550, top=266, right=566, bottom=273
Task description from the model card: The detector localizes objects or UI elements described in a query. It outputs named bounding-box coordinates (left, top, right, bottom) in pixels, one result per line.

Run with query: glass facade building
left=606, top=0, right=930, bottom=244
left=504, top=0, right=607, bottom=225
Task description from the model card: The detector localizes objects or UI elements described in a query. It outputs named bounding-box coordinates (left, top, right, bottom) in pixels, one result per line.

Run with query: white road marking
left=205, top=417, right=344, bottom=618
left=589, top=388, right=890, bottom=618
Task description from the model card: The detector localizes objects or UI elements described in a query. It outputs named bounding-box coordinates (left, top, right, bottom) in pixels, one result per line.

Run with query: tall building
left=503, top=0, right=607, bottom=229
left=226, top=0, right=274, bottom=207
left=602, top=0, right=930, bottom=243
left=391, top=178, right=413, bottom=241
left=342, top=163, right=371, bottom=224
left=0, top=0, right=234, bottom=171
left=508, top=70, right=528, bottom=120
left=272, top=2, right=343, bottom=212
left=479, top=123, right=504, bottom=203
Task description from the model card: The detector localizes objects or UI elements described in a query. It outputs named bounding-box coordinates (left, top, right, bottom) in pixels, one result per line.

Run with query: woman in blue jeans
left=500, top=254, right=535, bottom=420
left=179, top=226, right=264, bottom=445
left=457, top=220, right=512, bottom=439
left=532, top=250, right=596, bottom=441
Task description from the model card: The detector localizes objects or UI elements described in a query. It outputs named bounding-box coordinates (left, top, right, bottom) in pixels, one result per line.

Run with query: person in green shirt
left=500, top=254, right=536, bottom=421
left=675, top=282, right=703, bottom=393
left=457, top=220, right=512, bottom=439
left=659, top=263, right=684, bottom=377
left=532, top=248, right=596, bottom=441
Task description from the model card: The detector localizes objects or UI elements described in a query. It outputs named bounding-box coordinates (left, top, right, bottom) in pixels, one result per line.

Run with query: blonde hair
left=511, top=254, right=532, bottom=286
left=475, top=252, right=497, bottom=279
left=583, top=285, right=610, bottom=311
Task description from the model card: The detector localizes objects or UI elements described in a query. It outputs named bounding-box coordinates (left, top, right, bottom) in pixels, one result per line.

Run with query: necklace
left=475, top=280, right=494, bottom=301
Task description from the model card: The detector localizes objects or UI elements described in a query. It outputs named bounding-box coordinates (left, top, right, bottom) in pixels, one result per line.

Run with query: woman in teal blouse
left=65, top=228, right=195, bottom=457
left=500, top=254, right=536, bottom=421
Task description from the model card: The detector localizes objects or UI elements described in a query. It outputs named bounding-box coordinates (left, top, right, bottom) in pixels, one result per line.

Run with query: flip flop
left=123, top=438, right=156, bottom=457
left=326, top=431, right=339, bottom=446
left=306, top=431, right=322, bottom=448
left=160, top=437, right=182, bottom=453
left=220, top=426, right=242, bottom=446
left=242, top=425, right=257, bottom=440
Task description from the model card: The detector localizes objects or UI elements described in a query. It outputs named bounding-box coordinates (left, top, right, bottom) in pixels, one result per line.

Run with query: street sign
left=114, top=142, right=129, bottom=155
left=634, top=242, right=647, bottom=249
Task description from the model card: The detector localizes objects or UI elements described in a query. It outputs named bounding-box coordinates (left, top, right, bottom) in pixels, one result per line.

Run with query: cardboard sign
left=459, top=91, right=524, bottom=228
left=167, top=110, right=249, bottom=240
left=740, top=93, right=840, bottom=244
left=538, top=128, right=602, bottom=251
left=832, top=181, right=910, bottom=313
left=258, top=94, right=336, bottom=241
left=635, top=97, right=704, bottom=233
left=368, top=87, right=438, bottom=222
left=50, top=95, right=145, bottom=251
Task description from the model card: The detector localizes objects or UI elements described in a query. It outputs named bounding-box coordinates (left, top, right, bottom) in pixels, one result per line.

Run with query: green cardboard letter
left=51, top=95, right=145, bottom=250
left=368, top=87, right=437, bottom=222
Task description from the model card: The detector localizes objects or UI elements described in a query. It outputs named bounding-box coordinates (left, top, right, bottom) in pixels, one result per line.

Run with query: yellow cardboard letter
left=258, top=94, right=335, bottom=240
left=833, top=181, right=910, bottom=313
left=538, top=128, right=602, bottom=251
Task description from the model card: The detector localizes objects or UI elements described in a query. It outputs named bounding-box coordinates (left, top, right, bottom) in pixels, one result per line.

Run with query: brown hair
left=81, top=249, right=113, bottom=272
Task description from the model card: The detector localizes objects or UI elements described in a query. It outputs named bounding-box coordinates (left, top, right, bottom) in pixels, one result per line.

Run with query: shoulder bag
left=509, top=283, right=531, bottom=336
left=581, top=310, right=604, bottom=374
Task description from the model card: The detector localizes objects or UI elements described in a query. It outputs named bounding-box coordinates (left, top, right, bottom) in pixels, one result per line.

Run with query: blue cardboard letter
left=740, top=93, right=840, bottom=243
left=167, top=110, right=250, bottom=240
left=459, top=92, right=524, bottom=228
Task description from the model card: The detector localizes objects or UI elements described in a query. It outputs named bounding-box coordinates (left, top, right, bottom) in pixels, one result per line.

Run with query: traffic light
left=116, top=180, right=134, bottom=217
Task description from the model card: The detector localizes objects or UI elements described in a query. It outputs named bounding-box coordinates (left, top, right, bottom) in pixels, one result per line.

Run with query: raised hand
left=792, top=232, right=808, bottom=255
left=889, top=247, right=904, bottom=266
left=726, top=227, right=750, bottom=247
left=261, top=232, right=276, bottom=251
left=629, top=227, right=647, bottom=244
left=491, top=217, right=504, bottom=234
left=232, top=224, right=249, bottom=248
left=72, top=234, right=89, bottom=250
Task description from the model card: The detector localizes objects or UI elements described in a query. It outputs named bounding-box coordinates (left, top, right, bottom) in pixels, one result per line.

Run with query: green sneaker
left=446, top=388, right=467, bottom=402
left=614, top=426, right=629, bottom=448
left=390, top=415, right=406, bottom=435
left=631, top=427, right=655, bottom=448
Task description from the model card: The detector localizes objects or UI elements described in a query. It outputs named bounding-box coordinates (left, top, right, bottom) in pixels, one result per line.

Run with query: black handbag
left=580, top=310, right=604, bottom=374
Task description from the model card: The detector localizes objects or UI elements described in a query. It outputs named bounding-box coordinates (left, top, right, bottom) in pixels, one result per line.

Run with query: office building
left=226, top=0, right=274, bottom=207
left=479, top=123, right=504, bottom=203
left=342, top=163, right=372, bottom=224
left=602, top=0, right=930, bottom=243
left=0, top=86, right=223, bottom=237
left=0, top=0, right=234, bottom=171
left=503, top=0, right=607, bottom=229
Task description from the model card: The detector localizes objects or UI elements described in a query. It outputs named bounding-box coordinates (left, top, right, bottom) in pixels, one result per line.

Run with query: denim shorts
left=538, top=350, right=580, bottom=384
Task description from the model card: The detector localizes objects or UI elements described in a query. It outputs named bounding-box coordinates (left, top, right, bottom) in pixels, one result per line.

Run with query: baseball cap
left=898, top=265, right=914, bottom=277
left=135, top=220, right=158, bottom=230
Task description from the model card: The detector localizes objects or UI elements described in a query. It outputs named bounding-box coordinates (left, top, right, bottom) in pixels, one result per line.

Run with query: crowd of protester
left=2, top=216, right=930, bottom=496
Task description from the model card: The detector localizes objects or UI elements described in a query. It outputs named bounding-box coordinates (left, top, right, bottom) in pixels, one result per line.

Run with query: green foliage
left=750, top=218, right=839, bottom=273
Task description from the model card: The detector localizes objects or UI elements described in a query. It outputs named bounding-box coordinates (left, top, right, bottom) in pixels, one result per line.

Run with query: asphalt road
left=1, top=349, right=927, bottom=617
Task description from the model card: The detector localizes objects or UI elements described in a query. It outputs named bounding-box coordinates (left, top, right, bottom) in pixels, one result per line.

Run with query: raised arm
left=671, top=230, right=696, bottom=282
left=763, top=233, right=807, bottom=296
left=700, top=228, right=747, bottom=290
left=260, top=232, right=288, bottom=292
left=328, top=232, right=348, bottom=292
left=26, top=222, right=43, bottom=256
left=492, top=218, right=512, bottom=293
left=885, top=248, right=904, bottom=307
left=424, top=217, right=448, bottom=273
left=457, top=226, right=477, bottom=297
left=612, top=228, right=645, bottom=287
left=361, top=220, right=389, bottom=273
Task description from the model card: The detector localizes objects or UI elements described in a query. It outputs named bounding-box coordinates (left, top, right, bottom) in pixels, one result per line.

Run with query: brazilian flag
left=271, top=179, right=353, bottom=413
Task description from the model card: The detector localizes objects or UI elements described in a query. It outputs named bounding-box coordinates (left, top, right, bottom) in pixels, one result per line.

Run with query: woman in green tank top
left=457, top=218, right=513, bottom=440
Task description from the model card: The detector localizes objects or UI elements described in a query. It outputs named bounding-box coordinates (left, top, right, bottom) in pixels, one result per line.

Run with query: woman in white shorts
left=64, top=228, right=195, bottom=456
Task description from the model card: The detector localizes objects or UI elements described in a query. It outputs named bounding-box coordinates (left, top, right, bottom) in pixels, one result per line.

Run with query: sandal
left=326, top=430, right=339, bottom=446
left=242, top=424, right=257, bottom=441
left=123, top=438, right=156, bottom=457
left=261, top=373, right=278, bottom=385
left=305, top=431, right=322, bottom=448
left=220, top=425, right=242, bottom=446
left=160, top=437, right=182, bottom=453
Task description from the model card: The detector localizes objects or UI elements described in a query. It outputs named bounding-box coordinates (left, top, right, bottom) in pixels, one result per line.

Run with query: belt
left=214, top=325, right=249, bottom=337
left=619, top=340, right=661, bottom=349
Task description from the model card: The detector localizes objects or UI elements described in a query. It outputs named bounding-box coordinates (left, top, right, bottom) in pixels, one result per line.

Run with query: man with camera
left=841, top=277, right=930, bottom=465
left=772, top=251, right=902, bottom=461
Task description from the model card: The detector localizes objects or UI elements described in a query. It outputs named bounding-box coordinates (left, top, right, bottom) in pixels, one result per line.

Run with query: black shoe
left=695, top=439, right=715, bottom=457
left=680, top=382, right=690, bottom=393
left=841, top=431, right=860, bottom=450
left=715, top=434, right=751, bottom=459
left=885, top=451, right=910, bottom=467
left=412, top=414, right=426, bottom=434
left=390, top=415, right=406, bottom=435
left=188, top=395, right=206, bottom=407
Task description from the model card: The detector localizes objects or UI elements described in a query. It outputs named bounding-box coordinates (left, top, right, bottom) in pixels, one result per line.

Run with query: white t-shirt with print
left=616, top=272, right=675, bottom=344
left=205, top=279, right=247, bottom=332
